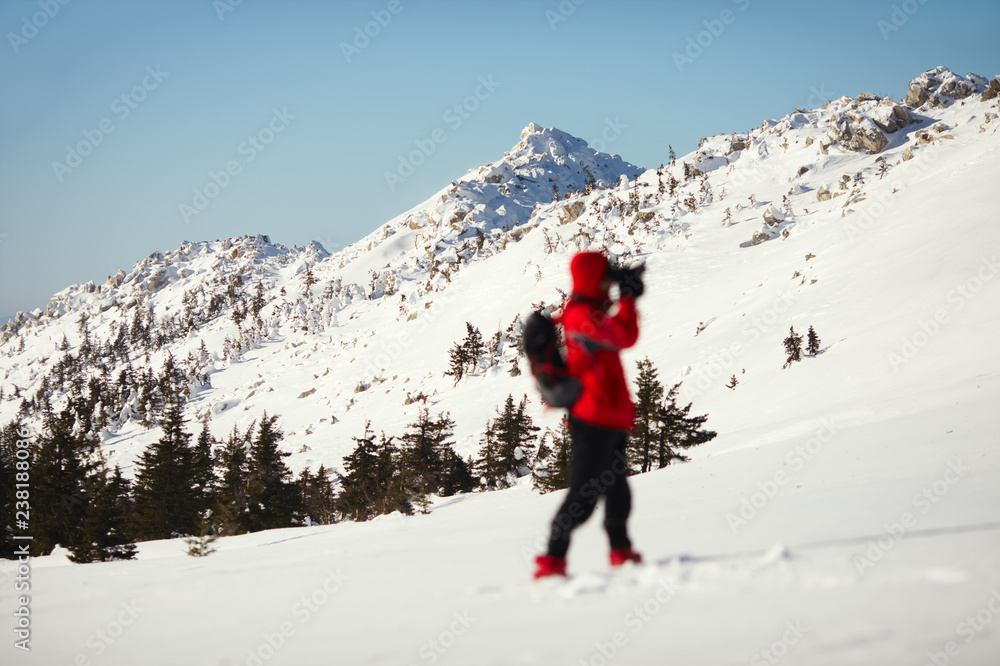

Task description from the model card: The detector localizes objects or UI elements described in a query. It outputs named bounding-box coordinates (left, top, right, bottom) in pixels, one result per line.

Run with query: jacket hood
left=570, top=251, right=609, bottom=299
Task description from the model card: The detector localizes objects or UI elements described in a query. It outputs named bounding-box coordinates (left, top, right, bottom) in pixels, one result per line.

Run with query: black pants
left=546, top=416, right=632, bottom=559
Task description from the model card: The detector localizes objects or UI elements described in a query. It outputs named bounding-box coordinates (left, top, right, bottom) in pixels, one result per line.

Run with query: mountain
left=2, top=66, right=999, bottom=665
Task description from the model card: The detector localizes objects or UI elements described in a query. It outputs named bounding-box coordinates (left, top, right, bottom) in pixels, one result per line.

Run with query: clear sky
left=1, top=0, right=997, bottom=323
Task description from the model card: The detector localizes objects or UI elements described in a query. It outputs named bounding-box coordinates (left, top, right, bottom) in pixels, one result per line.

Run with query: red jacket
left=556, top=252, right=639, bottom=431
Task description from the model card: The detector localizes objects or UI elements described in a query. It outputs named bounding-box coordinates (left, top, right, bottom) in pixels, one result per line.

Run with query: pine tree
left=131, top=385, right=201, bottom=540
left=475, top=395, right=539, bottom=489
left=668, top=144, right=676, bottom=166
left=337, top=422, right=410, bottom=520
left=373, top=430, right=413, bottom=516
left=69, top=466, right=137, bottom=563
left=726, top=375, right=739, bottom=390
left=628, top=358, right=665, bottom=474
left=438, top=449, right=476, bottom=497
left=807, top=326, right=821, bottom=356
left=0, top=420, right=28, bottom=559
left=462, top=323, right=485, bottom=374
left=400, top=408, right=458, bottom=500
left=245, top=412, right=300, bottom=532
left=298, top=465, right=338, bottom=525
left=184, top=510, right=219, bottom=558
left=213, top=424, right=252, bottom=536
left=445, top=341, right=467, bottom=385
left=655, top=382, right=717, bottom=466
left=303, top=264, right=317, bottom=298
left=532, top=417, right=572, bottom=493
left=472, top=423, right=503, bottom=490
left=783, top=326, right=803, bottom=368
left=31, top=410, right=96, bottom=555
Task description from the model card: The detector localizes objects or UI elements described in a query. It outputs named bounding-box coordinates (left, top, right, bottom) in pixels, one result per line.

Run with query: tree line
left=1, top=356, right=714, bottom=561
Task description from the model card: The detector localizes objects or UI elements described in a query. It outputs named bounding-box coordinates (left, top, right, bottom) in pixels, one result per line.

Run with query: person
left=534, top=251, right=644, bottom=578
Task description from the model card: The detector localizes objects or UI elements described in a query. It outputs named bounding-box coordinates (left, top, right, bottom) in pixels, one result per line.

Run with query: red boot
left=534, top=554, right=567, bottom=579
left=609, top=547, right=643, bottom=567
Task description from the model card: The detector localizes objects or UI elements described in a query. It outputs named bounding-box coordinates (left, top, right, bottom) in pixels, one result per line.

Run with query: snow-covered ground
left=2, top=67, right=999, bottom=664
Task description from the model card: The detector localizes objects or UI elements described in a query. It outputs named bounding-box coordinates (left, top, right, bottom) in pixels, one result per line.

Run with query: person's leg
left=546, top=417, right=602, bottom=559
left=602, top=429, right=633, bottom=551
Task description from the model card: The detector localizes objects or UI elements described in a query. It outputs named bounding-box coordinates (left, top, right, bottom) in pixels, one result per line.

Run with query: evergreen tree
left=445, top=341, right=467, bottom=385
left=303, top=265, right=317, bottom=298
left=69, top=466, right=137, bottom=563
left=475, top=395, right=539, bottom=489
left=245, top=412, right=300, bottom=532
left=0, top=420, right=28, bottom=559
left=472, top=423, right=503, bottom=490
left=373, top=430, right=413, bottom=516
left=783, top=326, right=804, bottom=368
left=298, top=465, right=338, bottom=525
left=807, top=326, right=821, bottom=356
left=628, top=358, right=665, bottom=474
left=213, top=423, right=252, bottom=536
left=655, top=382, right=717, bottom=467
left=400, top=408, right=458, bottom=500
left=462, top=323, right=485, bottom=374
left=131, top=382, right=200, bottom=541
left=532, top=417, right=572, bottom=493
left=438, top=449, right=476, bottom=497
left=184, top=510, right=220, bottom=557
left=31, top=410, right=96, bottom=555
left=337, top=422, right=412, bottom=520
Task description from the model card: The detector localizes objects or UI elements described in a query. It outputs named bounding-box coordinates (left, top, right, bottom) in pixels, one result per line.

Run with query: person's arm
left=567, top=298, right=639, bottom=352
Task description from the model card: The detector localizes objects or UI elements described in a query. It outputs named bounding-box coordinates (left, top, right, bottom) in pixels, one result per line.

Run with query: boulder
left=905, top=67, right=984, bottom=109
left=982, top=76, right=1000, bottom=102
left=559, top=200, right=586, bottom=225
left=817, top=185, right=832, bottom=202
left=902, top=147, right=914, bottom=161
left=763, top=205, right=785, bottom=226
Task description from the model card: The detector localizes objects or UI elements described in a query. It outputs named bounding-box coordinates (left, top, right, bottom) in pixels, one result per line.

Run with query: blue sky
left=1, top=0, right=997, bottom=323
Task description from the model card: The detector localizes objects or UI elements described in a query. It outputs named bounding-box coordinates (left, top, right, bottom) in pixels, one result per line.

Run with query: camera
left=607, top=262, right=646, bottom=298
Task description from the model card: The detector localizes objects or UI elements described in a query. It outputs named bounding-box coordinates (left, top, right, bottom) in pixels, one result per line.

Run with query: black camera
left=607, top=262, right=646, bottom=298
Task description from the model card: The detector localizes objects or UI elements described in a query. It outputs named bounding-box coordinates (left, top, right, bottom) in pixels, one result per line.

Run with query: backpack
left=521, top=310, right=580, bottom=408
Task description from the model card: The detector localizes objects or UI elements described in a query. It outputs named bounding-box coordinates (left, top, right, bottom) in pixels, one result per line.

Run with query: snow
left=2, top=67, right=999, bottom=664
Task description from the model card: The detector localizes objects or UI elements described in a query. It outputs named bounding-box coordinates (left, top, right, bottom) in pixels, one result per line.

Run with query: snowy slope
left=1, top=66, right=999, bottom=665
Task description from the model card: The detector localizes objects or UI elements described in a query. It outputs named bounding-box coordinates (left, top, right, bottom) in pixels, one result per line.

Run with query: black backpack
left=521, top=310, right=580, bottom=408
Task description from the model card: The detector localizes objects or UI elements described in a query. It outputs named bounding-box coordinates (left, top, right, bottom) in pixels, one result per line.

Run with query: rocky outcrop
left=906, top=67, right=987, bottom=109
left=558, top=200, right=586, bottom=225
left=817, top=185, right=832, bottom=202
left=826, top=98, right=913, bottom=155
left=982, top=76, right=1000, bottom=102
